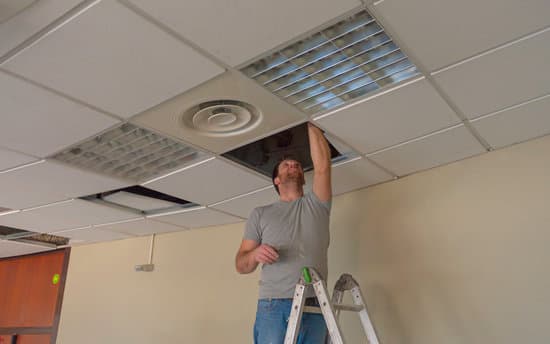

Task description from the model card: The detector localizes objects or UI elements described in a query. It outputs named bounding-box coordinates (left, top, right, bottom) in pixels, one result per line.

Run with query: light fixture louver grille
left=241, top=10, right=419, bottom=114
left=53, top=123, right=207, bottom=182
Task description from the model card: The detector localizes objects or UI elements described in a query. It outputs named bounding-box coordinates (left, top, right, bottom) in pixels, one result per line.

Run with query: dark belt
left=304, top=297, right=320, bottom=307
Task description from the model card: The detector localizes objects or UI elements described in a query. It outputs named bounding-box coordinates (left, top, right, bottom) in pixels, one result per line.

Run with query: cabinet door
left=0, top=259, right=32, bottom=327
left=21, top=252, right=65, bottom=327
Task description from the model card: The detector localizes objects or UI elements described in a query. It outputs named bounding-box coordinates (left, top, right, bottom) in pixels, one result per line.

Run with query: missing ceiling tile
left=222, top=122, right=353, bottom=177
left=82, top=185, right=198, bottom=216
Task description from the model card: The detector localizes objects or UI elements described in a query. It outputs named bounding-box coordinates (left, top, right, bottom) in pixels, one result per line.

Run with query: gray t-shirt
left=244, top=192, right=331, bottom=299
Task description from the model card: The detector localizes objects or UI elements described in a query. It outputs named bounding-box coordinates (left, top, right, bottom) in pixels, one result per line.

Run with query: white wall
left=57, top=135, right=550, bottom=343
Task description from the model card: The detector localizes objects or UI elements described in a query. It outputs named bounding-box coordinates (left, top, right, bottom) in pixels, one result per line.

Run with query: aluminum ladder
left=284, top=267, right=380, bottom=344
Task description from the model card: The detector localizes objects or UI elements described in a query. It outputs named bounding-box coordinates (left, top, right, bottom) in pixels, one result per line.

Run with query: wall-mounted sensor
left=135, top=264, right=155, bottom=272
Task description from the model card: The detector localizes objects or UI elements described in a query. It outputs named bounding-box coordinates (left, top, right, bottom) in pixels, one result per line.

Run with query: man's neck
left=278, top=185, right=304, bottom=202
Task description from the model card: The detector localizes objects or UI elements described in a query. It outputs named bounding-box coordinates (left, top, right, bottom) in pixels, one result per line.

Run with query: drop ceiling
left=0, top=0, right=549, bottom=257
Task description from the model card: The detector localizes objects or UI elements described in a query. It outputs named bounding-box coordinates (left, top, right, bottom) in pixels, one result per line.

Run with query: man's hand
left=252, top=244, right=279, bottom=264
left=236, top=240, right=279, bottom=274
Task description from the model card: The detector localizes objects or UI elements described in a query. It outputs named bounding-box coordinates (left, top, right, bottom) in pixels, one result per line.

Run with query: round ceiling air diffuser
left=182, top=100, right=262, bottom=137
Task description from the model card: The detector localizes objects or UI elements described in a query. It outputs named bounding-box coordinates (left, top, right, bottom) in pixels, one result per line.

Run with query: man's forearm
left=308, top=123, right=331, bottom=171
left=236, top=250, right=259, bottom=274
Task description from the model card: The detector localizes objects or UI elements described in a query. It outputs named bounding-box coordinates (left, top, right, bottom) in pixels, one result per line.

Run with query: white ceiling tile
left=3, top=1, right=224, bottom=118
left=152, top=207, right=243, bottom=229
left=0, top=160, right=131, bottom=209
left=433, top=29, right=550, bottom=118
left=315, top=78, right=461, bottom=154
left=332, top=158, right=393, bottom=195
left=0, top=147, right=36, bottom=171
left=0, top=240, right=52, bottom=258
left=368, top=125, right=485, bottom=176
left=0, top=199, right=141, bottom=233
left=56, top=226, right=133, bottom=244
left=143, top=158, right=270, bottom=205
left=375, top=0, right=550, bottom=71
left=471, top=94, right=550, bottom=149
left=210, top=187, right=278, bottom=218
left=132, top=71, right=307, bottom=154
left=127, top=0, right=361, bottom=66
left=0, top=0, right=82, bottom=58
left=95, top=218, right=186, bottom=236
left=0, top=71, right=119, bottom=157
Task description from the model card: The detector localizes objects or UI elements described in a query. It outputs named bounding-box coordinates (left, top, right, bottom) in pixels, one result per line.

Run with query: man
left=235, top=122, right=332, bottom=344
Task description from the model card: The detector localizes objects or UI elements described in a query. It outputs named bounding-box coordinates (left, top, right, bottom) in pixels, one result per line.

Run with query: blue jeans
left=254, top=298, right=327, bottom=344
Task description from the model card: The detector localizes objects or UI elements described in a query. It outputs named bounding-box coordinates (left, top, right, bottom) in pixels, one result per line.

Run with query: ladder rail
left=284, top=267, right=380, bottom=344
left=284, top=283, right=307, bottom=344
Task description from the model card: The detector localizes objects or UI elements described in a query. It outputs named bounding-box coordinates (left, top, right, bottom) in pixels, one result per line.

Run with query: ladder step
left=333, top=304, right=364, bottom=312
left=303, top=304, right=364, bottom=314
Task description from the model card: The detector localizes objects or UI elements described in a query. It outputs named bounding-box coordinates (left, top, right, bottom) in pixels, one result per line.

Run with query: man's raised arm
left=308, top=123, right=332, bottom=202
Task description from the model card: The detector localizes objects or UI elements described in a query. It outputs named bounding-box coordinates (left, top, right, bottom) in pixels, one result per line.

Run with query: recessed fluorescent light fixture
left=82, top=185, right=198, bottom=216
left=222, top=123, right=357, bottom=177
left=241, top=10, right=419, bottom=114
left=53, top=123, right=207, bottom=182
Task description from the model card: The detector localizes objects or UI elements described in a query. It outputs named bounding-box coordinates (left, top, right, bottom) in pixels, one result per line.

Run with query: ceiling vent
left=52, top=123, right=208, bottom=182
left=182, top=100, right=261, bottom=137
left=222, top=122, right=357, bottom=177
left=82, top=185, right=198, bottom=216
left=240, top=9, right=419, bottom=114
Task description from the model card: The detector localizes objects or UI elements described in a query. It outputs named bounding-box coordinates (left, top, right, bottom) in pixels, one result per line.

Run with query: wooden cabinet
left=0, top=249, right=69, bottom=344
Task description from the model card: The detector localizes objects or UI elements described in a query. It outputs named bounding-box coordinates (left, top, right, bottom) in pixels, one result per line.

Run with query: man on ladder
left=236, top=122, right=332, bottom=344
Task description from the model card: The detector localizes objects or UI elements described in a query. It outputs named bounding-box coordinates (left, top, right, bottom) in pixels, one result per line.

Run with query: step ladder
left=284, top=267, right=380, bottom=344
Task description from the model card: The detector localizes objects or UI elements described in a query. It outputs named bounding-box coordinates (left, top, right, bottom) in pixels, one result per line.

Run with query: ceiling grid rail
left=363, top=1, right=494, bottom=152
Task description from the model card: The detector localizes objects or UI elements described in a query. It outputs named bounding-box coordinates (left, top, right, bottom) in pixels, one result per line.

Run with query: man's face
left=276, top=159, right=305, bottom=187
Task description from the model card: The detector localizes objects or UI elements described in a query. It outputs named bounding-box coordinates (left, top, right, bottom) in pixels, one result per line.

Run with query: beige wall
left=57, top=135, right=550, bottom=343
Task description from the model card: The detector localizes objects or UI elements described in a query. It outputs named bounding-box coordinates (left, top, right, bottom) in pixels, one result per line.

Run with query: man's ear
left=274, top=176, right=281, bottom=186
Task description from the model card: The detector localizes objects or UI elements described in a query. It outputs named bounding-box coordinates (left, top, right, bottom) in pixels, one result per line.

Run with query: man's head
left=271, top=158, right=305, bottom=195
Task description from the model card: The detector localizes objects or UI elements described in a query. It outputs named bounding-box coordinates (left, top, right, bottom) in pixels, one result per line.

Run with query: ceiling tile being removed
left=241, top=9, right=419, bottom=115
left=368, top=125, right=485, bottom=176
left=132, top=71, right=307, bottom=154
left=127, top=0, right=360, bottom=66
left=3, top=0, right=224, bottom=118
left=151, top=207, right=243, bottom=229
left=143, top=158, right=270, bottom=206
left=53, top=123, right=209, bottom=183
